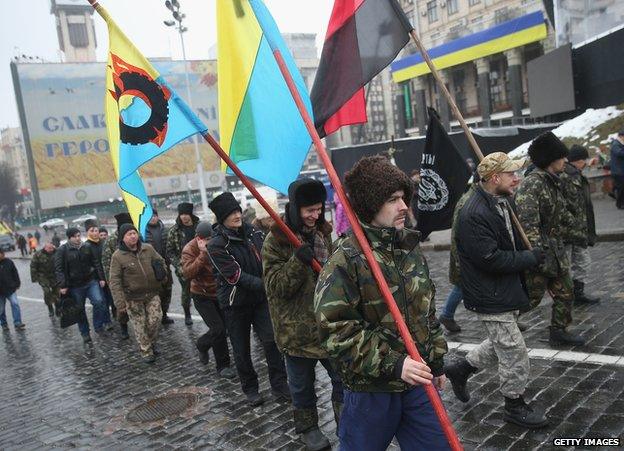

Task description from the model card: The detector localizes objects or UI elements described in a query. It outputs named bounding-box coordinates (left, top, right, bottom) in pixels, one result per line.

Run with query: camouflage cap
left=477, top=152, right=525, bottom=180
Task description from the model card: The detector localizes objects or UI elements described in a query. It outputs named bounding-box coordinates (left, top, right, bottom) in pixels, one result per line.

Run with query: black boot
left=439, top=315, right=461, bottom=333
left=120, top=323, right=130, bottom=340
left=54, top=303, right=61, bottom=317
left=184, top=306, right=193, bottom=326
left=444, top=357, right=478, bottom=402
left=549, top=327, right=585, bottom=346
left=294, top=408, right=330, bottom=451
left=573, top=280, right=600, bottom=305
left=47, top=304, right=54, bottom=317
left=161, top=314, right=174, bottom=325
left=504, top=396, right=549, bottom=428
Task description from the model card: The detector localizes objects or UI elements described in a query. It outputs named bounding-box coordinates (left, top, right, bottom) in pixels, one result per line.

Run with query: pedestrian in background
left=610, top=129, right=624, bottom=209
left=28, top=233, right=38, bottom=255
left=17, top=234, right=27, bottom=257
left=181, top=221, right=235, bottom=378
left=30, top=242, right=59, bottom=317
left=109, top=224, right=165, bottom=363
left=167, top=202, right=199, bottom=325
left=54, top=227, right=107, bottom=343
left=0, top=249, right=25, bottom=331
left=145, top=209, right=174, bottom=325
left=208, top=192, right=290, bottom=407
left=560, top=145, right=600, bottom=305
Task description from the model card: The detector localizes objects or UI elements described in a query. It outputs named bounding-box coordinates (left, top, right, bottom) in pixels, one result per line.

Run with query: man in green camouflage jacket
left=166, top=202, right=199, bottom=325
left=30, top=242, right=59, bottom=317
left=314, top=156, right=449, bottom=450
left=560, top=144, right=600, bottom=305
left=263, top=178, right=342, bottom=451
left=101, top=213, right=133, bottom=339
left=515, top=132, right=585, bottom=346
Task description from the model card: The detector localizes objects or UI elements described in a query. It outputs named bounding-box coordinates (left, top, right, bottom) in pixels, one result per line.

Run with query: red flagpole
left=271, top=49, right=463, bottom=451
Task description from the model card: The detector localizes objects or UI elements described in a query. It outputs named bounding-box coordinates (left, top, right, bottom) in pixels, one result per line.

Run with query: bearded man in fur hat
left=515, top=132, right=585, bottom=346
left=314, top=156, right=448, bottom=450
left=263, top=178, right=343, bottom=451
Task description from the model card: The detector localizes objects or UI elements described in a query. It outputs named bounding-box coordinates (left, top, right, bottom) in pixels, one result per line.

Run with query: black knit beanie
left=118, top=223, right=138, bottom=242
left=344, top=155, right=413, bottom=224
left=209, top=192, right=242, bottom=224
left=528, top=132, right=569, bottom=169
left=286, top=178, right=327, bottom=231
left=196, top=221, right=213, bottom=239
left=568, top=144, right=589, bottom=162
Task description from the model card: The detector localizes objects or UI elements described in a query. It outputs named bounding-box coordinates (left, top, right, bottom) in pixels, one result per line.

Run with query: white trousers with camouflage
left=565, top=244, right=591, bottom=283
left=127, top=295, right=162, bottom=356
left=465, top=311, right=529, bottom=399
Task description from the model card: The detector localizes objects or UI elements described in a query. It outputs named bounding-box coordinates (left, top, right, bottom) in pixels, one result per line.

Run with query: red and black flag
left=310, top=0, right=413, bottom=137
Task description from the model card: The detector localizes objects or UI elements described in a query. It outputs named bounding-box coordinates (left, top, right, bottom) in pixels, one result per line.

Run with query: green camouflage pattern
left=314, top=222, right=447, bottom=392
left=101, top=231, right=119, bottom=283
left=126, top=295, right=162, bottom=357
left=559, top=166, right=589, bottom=246
left=449, top=185, right=477, bottom=286
left=262, top=228, right=332, bottom=359
left=525, top=270, right=573, bottom=329
left=166, top=223, right=192, bottom=310
left=515, top=168, right=574, bottom=278
left=30, top=249, right=58, bottom=289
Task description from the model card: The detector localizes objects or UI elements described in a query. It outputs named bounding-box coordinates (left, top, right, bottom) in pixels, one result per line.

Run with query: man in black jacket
left=54, top=227, right=107, bottom=343
left=0, top=250, right=25, bottom=331
left=207, top=192, right=289, bottom=407
left=445, top=152, right=548, bottom=429
left=145, top=210, right=174, bottom=324
left=83, top=219, right=113, bottom=330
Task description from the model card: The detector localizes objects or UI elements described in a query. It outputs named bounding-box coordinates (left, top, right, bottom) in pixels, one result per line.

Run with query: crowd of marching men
left=0, top=131, right=609, bottom=450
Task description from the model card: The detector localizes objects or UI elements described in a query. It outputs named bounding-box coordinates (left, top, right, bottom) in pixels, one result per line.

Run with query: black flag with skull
left=416, top=108, right=472, bottom=239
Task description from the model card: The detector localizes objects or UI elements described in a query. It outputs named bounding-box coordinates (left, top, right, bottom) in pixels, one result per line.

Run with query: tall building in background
left=50, top=0, right=97, bottom=63
left=0, top=127, right=31, bottom=194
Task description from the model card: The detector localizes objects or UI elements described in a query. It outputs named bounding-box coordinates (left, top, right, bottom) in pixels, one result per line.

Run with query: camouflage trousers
left=159, top=275, right=173, bottom=315
left=466, top=311, right=529, bottom=399
left=564, top=245, right=591, bottom=283
left=176, top=276, right=191, bottom=311
left=127, top=295, right=162, bottom=356
left=41, top=286, right=59, bottom=307
left=525, top=270, right=574, bottom=329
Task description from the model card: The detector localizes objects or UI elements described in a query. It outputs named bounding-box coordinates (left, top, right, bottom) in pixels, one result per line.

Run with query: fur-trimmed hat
left=114, top=212, right=133, bottom=230
left=84, top=219, right=98, bottom=231
left=568, top=144, right=589, bottom=162
left=177, top=202, right=194, bottom=216
left=344, top=155, right=413, bottom=224
left=528, top=132, right=569, bottom=169
left=209, top=192, right=242, bottom=224
left=286, top=178, right=327, bottom=231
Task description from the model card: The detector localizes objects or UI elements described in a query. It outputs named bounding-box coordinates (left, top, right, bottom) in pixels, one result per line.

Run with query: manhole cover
left=126, top=393, right=197, bottom=423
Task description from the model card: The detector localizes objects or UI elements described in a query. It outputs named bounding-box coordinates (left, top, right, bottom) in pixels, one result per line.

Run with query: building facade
left=0, top=127, right=31, bottom=194
left=50, top=0, right=97, bottom=63
left=394, top=0, right=555, bottom=134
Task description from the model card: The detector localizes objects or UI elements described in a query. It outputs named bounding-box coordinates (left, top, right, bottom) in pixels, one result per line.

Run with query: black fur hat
left=114, top=212, right=133, bottom=230
left=286, top=178, right=327, bottom=231
left=177, top=202, right=194, bottom=216
left=528, top=132, right=569, bottom=169
left=344, top=155, right=413, bottom=224
left=209, top=192, right=242, bottom=224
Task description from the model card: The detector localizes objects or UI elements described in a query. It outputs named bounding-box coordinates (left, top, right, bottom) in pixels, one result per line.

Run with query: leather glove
left=294, top=243, right=315, bottom=265
left=531, top=248, right=546, bottom=266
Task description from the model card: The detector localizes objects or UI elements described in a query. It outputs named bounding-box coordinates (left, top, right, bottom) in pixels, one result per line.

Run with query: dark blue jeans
left=0, top=292, right=22, bottom=326
left=441, top=285, right=463, bottom=319
left=284, top=355, right=343, bottom=409
left=339, top=387, right=450, bottom=451
left=69, top=280, right=107, bottom=336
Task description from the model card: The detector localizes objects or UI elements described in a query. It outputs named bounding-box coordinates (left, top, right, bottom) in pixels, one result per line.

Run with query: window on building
left=427, top=1, right=438, bottom=23
left=494, top=7, right=509, bottom=24
left=68, top=22, right=89, bottom=48
left=469, top=0, right=480, bottom=5
left=447, top=0, right=459, bottom=15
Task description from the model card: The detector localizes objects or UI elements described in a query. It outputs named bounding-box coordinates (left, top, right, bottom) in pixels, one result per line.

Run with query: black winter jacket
left=207, top=222, right=266, bottom=309
left=0, top=258, right=20, bottom=296
left=54, top=243, right=105, bottom=289
left=83, top=239, right=105, bottom=267
left=145, top=220, right=169, bottom=260
left=456, top=186, right=537, bottom=314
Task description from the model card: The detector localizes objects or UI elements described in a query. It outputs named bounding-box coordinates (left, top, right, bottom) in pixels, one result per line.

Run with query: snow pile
left=508, top=106, right=624, bottom=159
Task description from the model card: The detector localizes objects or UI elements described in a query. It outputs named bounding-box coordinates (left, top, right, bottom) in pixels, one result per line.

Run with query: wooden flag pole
left=407, top=29, right=532, bottom=250
left=200, top=132, right=323, bottom=274
left=271, top=49, right=463, bottom=451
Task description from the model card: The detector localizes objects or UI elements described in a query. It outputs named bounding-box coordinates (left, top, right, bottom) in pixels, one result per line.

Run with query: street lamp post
left=164, top=0, right=209, bottom=217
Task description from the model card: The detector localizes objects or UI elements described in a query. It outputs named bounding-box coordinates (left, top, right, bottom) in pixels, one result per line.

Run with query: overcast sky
left=0, top=0, right=334, bottom=129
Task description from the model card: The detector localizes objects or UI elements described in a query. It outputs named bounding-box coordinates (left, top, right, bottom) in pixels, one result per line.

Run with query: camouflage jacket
left=101, top=231, right=119, bottom=283
left=166, top=218, right=198, bottom=281
left=314, top=222, right=447, bottom=392
left=515, top=168, right=575, bottom=277
left=263, top=219, right=333, bottom=359
left=449, top=185, right=477, bottom=286
left=559, top=163, right=596, bottom=247
left=30, top=249, right=58, bottom=288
